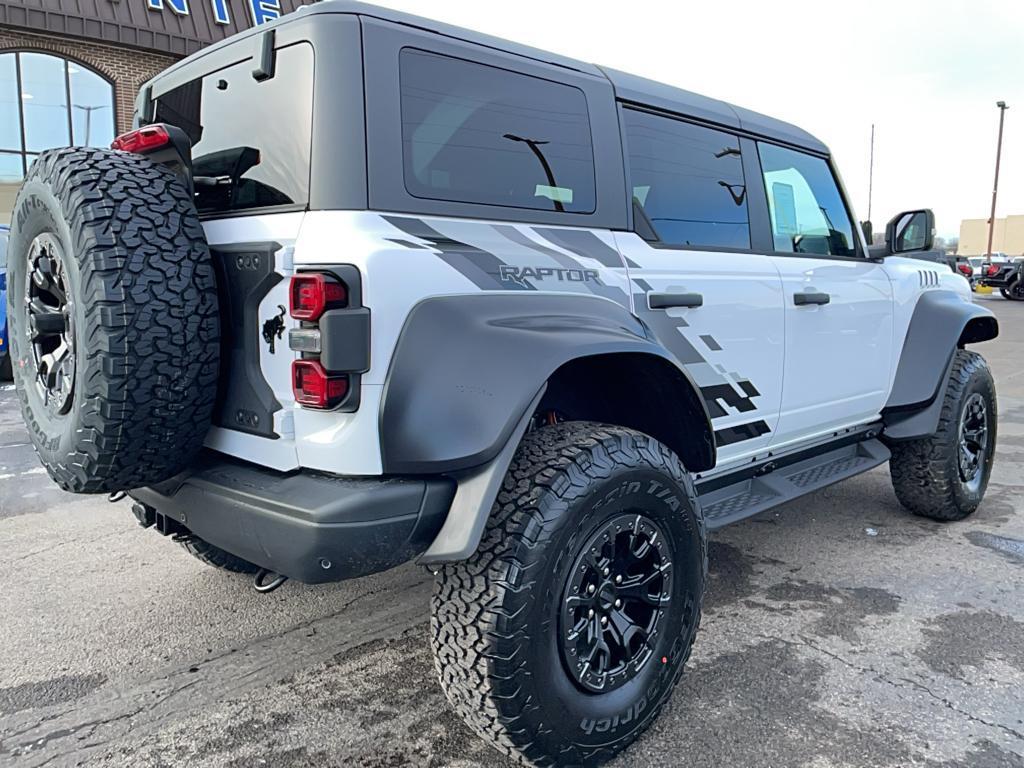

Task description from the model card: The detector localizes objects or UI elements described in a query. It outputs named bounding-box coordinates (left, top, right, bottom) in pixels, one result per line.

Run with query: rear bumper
left=979, top=270, right=1020, bottom=288
left=132, top=454, right=455, bottom=583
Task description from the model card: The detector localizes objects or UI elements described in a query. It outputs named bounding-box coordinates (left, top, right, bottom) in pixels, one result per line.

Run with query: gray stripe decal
left=384, top=216, right=534, bottom=292
left=715, top=420, right=771, bottom=446
left=700, top=334, right=722, bottom=351
left=533, top=228, right=631, bottom=269
left=493, top=226, right=632, bottom=307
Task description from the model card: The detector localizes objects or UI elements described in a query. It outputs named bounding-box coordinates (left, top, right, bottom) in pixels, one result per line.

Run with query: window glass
left=20, top=53, right=70, bottom=152
left=623, top=109, right=749, bottom=249
left=0, top=54, right=19, bottom=151
left=399, top=49, right=596, bottom=214
left=0, top=152, right=23, bottom=183
left=0, top=52, right=114, bottom=226
left=758, top=142, right=857, bottom=257
left=69, top=64, right=115, bottom=147
left=154, top=43, right=314, bottom=216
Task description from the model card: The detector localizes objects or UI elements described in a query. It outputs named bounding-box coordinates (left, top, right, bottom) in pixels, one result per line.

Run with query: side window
left=154, top=43, right=314, bottom=216
left=398, top=49, right=596, bottom=214
left=758, top=142, right=857, bottom=257
left=622, top=108, right=749, bottom=250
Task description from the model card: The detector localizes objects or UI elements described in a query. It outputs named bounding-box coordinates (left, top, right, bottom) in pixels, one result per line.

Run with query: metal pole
left=986, top=101, right=1009, bottom=258
left=867, top=123, right=875, bottom=223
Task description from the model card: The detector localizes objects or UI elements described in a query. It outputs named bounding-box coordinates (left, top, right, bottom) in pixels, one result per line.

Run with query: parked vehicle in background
left=953, top=257, right=976, bottom=289
left=2, top=4, right=1002, bottom=764
left=0, top=224, right=10, bottom=381
left=979, top=256, right=1024, bottom=300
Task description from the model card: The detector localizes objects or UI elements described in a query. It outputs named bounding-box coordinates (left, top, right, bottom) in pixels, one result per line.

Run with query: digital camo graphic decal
left=630, top=276, right=770, bottom=448
left=382, top=216, right=632, bottom=307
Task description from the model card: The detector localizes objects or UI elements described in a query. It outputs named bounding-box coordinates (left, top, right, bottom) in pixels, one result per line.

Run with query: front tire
left=889, top=350, right=996, bottom=521
left=431, top=422, right=706, bottom=767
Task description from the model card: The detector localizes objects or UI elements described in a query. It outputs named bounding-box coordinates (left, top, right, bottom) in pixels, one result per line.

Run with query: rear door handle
left=793, top=291, right=830, bottom=306
left=648, top=292, right=703, bottom=309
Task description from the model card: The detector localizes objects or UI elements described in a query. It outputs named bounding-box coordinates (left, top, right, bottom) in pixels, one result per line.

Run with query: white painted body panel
left=769, top=256, right=894, bottom=447
left=614, top=233, right=786, bottom=470
left=199, top=207, right=966, bottom=480
left=204, top=210, right=632, bottom=476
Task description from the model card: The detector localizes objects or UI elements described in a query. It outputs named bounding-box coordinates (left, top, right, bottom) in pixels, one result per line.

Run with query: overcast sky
left=368, top=0, right=1023, bottom=239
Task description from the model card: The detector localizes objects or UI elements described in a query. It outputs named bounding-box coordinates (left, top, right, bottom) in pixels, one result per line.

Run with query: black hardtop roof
left=151, top=0, right=828, bottom=155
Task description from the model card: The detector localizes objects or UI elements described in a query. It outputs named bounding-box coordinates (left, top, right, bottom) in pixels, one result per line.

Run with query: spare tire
left=7, top=147, right=219, bottom=493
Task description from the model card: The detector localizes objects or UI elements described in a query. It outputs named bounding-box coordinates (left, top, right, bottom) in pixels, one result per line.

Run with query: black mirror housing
left=885, top=209, right=935, bottom=254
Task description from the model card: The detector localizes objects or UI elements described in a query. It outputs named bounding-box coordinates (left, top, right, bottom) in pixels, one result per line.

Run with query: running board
left=697, top=439, right=891, bottom=530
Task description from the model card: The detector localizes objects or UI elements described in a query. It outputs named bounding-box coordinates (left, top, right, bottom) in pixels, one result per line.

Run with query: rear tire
left=1000, top=279, right=1024, bottom=300
left=0, top=352, right=11, bottom=382
left=7, top=148, right=219, bottom=493
left=889, top=350, right=996, bottom=521
left=180, top=537, right=259, bottom=575
left=431, top=422, right=706, bottom=767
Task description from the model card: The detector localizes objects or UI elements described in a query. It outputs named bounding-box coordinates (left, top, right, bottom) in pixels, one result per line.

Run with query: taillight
left=111, top=124, right=171, bottom=154
left=292, top=360, right=348, bottom=409
left=289, top=274, right=347, bottom=321
left=957, top=263, right=972, bottom=276
left=986, top=264, right=1000, bottom=277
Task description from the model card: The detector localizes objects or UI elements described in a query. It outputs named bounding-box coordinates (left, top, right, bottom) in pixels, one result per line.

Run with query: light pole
left=867, top=123, right=875, bottom=223
left=986, top=101, right=1009, bottom=258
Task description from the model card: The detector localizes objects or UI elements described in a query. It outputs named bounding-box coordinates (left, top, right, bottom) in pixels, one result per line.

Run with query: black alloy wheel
left=957, top=392, right=988, bottom=493
left=25, top=232, right=76, bottom=415
left=561, top=513, right=672, bottom=693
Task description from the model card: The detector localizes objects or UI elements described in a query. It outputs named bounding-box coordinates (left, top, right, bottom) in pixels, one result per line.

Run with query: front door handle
left=793, top=291, right=830, bottom=306
left=648, top=292, right=704, bottom=309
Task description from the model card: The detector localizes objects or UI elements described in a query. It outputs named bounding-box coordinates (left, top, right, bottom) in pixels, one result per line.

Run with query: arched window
left=0, top=52, right=115, bottom=185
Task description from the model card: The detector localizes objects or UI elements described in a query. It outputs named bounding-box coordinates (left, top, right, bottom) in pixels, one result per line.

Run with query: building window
left=0, top=51, right=116, bottom=185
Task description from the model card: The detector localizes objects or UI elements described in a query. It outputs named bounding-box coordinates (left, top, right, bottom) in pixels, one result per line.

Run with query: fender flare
left=378, top=293, right=715, bottom=562
left=883, top=290, right=998, bottom=440
left=379, top=292, right=714, bottom=473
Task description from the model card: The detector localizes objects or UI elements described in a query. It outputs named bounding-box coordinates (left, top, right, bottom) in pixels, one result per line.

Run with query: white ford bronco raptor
left=5, top=3, right=999, bottom=765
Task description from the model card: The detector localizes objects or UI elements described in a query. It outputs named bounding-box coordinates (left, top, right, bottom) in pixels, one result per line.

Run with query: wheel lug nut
left=588, top=608, right=594, bottom=618
left=614, top=599, right=622, bottom=608
left=588, top=584, right=596, bottom=594
left=615, top=575, right=622, bottom=584
left=603, top=568, right=610, bottom=577
left=601, top=616, right=608, bottom=626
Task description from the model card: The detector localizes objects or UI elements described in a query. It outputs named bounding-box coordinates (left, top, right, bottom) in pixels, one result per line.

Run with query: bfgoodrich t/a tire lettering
left=430, top=422, right=706, bottom=767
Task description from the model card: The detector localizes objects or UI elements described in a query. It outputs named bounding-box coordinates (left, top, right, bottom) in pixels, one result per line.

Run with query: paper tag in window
left=535, top=185, right=573, bottom=204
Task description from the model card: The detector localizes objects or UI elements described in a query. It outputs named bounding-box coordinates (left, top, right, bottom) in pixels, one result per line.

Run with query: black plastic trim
left=210, top=242, right=283, bottom=439
left=133, top=453, right=455, bottom=584
left=884, top=290, right=998, bottom=414
left=697, top=423, right=881, bottom=494
left=379, top=293, right=715, bottom=474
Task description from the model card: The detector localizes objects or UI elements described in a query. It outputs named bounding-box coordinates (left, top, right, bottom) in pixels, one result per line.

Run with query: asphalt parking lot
left=0, top=295, right=1022, bottom=768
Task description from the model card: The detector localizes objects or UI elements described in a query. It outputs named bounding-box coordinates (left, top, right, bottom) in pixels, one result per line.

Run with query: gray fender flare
left=376, top=293, right=713, bottom=562
left=882, top=290, right=998, bottom=440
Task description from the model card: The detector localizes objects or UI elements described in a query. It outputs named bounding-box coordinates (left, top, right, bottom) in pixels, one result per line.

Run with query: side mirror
left=885, top=209, right=935, bottom=254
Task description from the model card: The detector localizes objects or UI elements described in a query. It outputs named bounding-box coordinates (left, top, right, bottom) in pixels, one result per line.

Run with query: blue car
left=0, top=224, right=9, bottom=380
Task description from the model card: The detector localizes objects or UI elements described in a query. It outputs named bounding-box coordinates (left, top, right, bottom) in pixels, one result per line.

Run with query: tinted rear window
left=154, top=43, right=313, bottom=216
left=399, top=48, right=596, bottom=214
left=623, top=109, right=750, bottom=250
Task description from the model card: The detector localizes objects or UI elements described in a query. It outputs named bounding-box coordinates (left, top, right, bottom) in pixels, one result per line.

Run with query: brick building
left=0, top=0, right=315, bottom=224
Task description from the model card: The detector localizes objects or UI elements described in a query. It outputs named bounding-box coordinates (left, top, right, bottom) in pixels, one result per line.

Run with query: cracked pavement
left=1, top=295, right=1022, bottom=768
